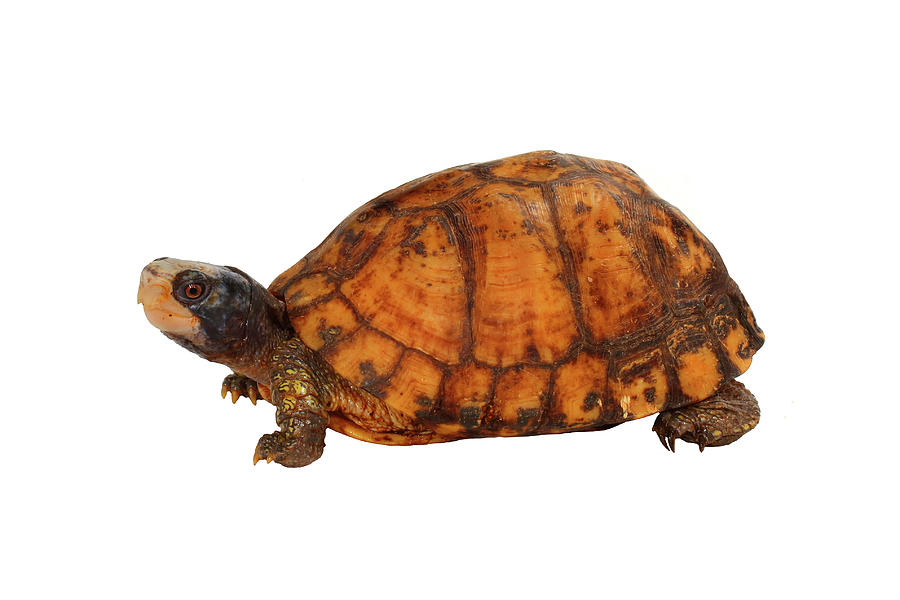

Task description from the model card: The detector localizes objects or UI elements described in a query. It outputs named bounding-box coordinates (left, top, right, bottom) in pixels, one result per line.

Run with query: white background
left=2, top=1, right=897, bottom=598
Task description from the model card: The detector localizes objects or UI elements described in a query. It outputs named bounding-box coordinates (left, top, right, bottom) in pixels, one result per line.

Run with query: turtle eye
left=180, top=281, right=206, bottom=301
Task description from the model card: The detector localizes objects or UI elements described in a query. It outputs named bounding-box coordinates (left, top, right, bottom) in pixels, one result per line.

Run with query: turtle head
left=138, top=258, right=291, bottom=373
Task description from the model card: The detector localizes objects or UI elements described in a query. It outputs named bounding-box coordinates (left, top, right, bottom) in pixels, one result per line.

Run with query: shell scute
left=269, top=257, right=307, bottom=294
left=291, top=295, right=361, bottom=351
left=493, top=365, right=551, bottom=433
left=574, top=156, right=650, bottom=195
left=645, top=199, right=723, bottom=301
left=439, top=362, right=495, bottom=430
left=304, top=205, right=394, bottom=279
left=321, top=327, right=404, bottom=390
left=610, top=348, right=668, bottom=420
left=371, top=166, right=483, bottom=210
left=380, top=351, right=444, bottom=418
left=283, top=272, right=336, bottom=309
left=466, top=183, right=579, bottom=367
left=709, top=295, right=754, bottom=372
left=550, top=352, right=609, bottom=428
left=665, top=318, right=725, bottom=401
left=339, top=212, right=467, bottom=364
left=552, top=178, right=667, bottom=342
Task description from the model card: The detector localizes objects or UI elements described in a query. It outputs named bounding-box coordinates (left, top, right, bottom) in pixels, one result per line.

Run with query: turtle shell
left=269, top=151, right=764, bottom=438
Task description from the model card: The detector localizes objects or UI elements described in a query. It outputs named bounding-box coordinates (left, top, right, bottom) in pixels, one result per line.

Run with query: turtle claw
left=654, top=425, right=678, bottom=452
left=252, top=453, right=275, bottom=465
left=655, top=428, right=668, bottom=451
left=252, top=450, right=276, bottom=465
left=651, top=381, right=761, bottom=452
left=653, top=411, right=696, bottom=453
left=222, top=374, right=261, bottom=406
left=254, top=419, right=326, bottom=468
left=253, top=432, right=288, bottom=466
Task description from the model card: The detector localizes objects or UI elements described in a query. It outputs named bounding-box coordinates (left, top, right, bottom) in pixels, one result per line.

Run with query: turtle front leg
left=253, top=339, right=329, bottom=468
left=652, top=380, right=760, bottom=452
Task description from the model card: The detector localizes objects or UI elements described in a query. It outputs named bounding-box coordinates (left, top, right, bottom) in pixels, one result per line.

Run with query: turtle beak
left=137, top=258, right=169, bottom=304
left=137, top=262, right=167, bottom=306
left=138, top=261, right=199, bottom=337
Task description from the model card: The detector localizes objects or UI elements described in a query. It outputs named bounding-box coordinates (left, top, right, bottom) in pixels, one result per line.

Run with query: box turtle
left=138, top=151, right=764, bottom=467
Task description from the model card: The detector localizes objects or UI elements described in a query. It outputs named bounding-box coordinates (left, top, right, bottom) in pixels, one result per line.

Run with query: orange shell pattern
left=269, top=152, right=764, bottom=437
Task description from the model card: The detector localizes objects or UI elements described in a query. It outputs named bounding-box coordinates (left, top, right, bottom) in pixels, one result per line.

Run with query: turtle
left=138, top=150, right=764, bottom=467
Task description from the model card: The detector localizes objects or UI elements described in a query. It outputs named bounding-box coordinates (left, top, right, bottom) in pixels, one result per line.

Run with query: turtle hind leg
left=652, top=380, right=760, bottom=452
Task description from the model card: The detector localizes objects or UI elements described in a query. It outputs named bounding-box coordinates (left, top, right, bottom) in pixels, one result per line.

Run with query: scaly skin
left=652, top=380, right=760, bottom=451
